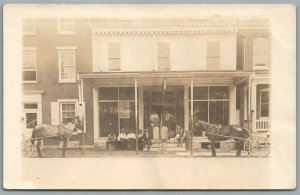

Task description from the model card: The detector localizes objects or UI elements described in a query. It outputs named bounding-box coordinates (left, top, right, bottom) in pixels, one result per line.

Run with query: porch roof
left=78, top=70, right=253, bottom=87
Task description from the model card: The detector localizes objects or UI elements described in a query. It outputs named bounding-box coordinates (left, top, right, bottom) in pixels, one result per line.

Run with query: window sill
left=22, top=81, right=37, bottom=84
left=58, top=80, right=76, bottom=84
left=57, top=31, right=75, bottom=35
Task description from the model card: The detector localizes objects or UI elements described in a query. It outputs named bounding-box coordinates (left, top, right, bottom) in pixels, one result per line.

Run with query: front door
left=143, top=86, right=183, bottom=138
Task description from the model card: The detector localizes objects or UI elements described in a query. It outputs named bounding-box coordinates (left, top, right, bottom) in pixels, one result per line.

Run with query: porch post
left=135, top=78, right=138, bottom=155
left=93, top=88, right=99, bottom=139
left=184, top=85, right=189, bottom=131
left=229, top=84, right=236, bottom=125
left=251, top=81, right=257, bottom=133
left=139, top=86, right=144, bottom=130
left=190, top=79, right=194, bottom=155
left=80, top=78, right=85, bottom=153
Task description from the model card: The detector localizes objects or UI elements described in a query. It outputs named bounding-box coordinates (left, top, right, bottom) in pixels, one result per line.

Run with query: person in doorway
left=150, top=112, right=160, bottom=140
left=106, top=131, right=116, bottom=149
left=175, top=128, right=185, bottom=147
left=126, top=129, right=136, bottom=150
left=162, top=110, right=175, bottom=137
left=117, top=129, right=127, bottom=150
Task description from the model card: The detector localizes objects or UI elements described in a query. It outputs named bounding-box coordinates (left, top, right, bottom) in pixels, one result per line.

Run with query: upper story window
left=157, top=42, right=170, bottom=71
left=57, top=18, right=75, bottom=35
left=207, top=41, right=220, bottom=70
left=253, top=38, right=269, bottom=69
left=22, top=50, right=37, bottom=82
left=22, top=18, right=35, bottom=35
left=60, top=102, right=76, bottom=124
left=58, top=48, right=76, bottom=82
left=108, top=43, right=121, bottom=71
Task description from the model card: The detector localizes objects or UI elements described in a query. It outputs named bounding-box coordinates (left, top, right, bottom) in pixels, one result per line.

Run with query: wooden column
left=139, top=86, right=144, bottom=130
left=229, top=84, right=236, bottom=125
left=184, top=85, right=189, bottom=131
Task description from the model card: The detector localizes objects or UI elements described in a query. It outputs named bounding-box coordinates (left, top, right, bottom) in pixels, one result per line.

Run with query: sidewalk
left=27, top=148, right=250, bottom=158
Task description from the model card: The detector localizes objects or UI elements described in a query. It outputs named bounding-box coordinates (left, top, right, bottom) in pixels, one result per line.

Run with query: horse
left=30, top=116, right=82, bottom=158
left=195, top=120, right=250, bottom=157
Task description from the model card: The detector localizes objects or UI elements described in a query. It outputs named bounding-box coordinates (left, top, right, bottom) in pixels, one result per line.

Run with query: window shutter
left=51, top=102, right=60, bottom=125
left=76, top=102, right=86, bottom=132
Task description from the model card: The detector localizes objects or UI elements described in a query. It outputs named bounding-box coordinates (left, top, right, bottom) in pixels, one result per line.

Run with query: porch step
left=144, top=146, right=186, bottom=152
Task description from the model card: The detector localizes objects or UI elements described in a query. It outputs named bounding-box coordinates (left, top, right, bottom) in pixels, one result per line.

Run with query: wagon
left=244, top=133, right=271, bottom=157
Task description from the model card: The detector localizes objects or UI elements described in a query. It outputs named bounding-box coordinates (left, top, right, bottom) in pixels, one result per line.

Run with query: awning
left=78, top=70, right=253, bottom=87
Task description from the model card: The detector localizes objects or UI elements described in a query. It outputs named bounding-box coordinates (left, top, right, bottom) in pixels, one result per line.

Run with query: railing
left=256, top=119, right=271, bottom=132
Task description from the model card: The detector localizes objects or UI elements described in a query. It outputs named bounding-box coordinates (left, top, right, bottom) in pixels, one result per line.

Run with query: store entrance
left=143, top=86, right=184, bottom=138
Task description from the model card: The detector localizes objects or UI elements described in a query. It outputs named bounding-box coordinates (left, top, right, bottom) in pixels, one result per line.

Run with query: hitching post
left=135, top=78, right=138, bottom=155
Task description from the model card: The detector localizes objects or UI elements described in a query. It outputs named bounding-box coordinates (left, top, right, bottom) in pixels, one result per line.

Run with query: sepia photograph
left=3, top=4, right=296, bottom=189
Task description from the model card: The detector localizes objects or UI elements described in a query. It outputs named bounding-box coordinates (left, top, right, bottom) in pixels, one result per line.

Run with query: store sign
left=119, top=102, right=130, bottom=118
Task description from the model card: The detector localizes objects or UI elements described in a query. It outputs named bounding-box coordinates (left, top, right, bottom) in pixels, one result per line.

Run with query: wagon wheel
left=252, top=136, right=270, bottom=157
left=244, top=137, right=270, bottom=157
left=22, top=135, right=33, bottom=157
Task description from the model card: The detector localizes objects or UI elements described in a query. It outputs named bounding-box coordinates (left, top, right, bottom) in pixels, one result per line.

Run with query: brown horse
left=195, top=120, right=250, bottom=157
left=31, top=116, right=82, bottom=158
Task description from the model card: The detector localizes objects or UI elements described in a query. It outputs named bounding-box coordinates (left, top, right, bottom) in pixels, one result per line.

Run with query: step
left=144, top=147, right=186, bottom=152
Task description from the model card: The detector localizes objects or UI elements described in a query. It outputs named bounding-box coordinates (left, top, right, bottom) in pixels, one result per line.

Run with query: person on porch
left=137, top=130, right=145, bottom=151
left=106, top=131, right=117, bottom=149
left=126, top=129, right=136, bottom=150
left=144, top=128, right=152, bottom=151
left=117, top=129, right=127, bottom=150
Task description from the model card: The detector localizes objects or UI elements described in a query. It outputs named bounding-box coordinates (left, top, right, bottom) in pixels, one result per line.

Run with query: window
left=58, top=18, right=75, bottom=34
left=207, top=42, right=220, bottom=70
left=108, top=43, right=121, bottom=71
left=253, top=38, right=269, bottom=68
left=22, top=51, right=37, bottom=82
left=23, top=103, right=38, bottom=129
left=157, top=42, right=170, bottom=70
left=98, top=87, right=138, bottom=137
left=22, top=18, right=35, bottom=35
left=189, top=86, right=229, bottom=136
left=58, top=50, right=76, bottom=82
left=60, top=103, right=76, bottom=124
left=260, top=89, right=270, bottom=118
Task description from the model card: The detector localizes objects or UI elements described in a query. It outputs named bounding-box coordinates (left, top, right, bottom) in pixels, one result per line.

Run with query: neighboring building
left=22, top=16, right=271, bottom=149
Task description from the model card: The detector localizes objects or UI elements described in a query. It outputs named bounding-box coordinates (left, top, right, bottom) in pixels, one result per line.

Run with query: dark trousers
left=118, top=139, right=127, bottom=150
left=106, top=141, right=115, bottom=149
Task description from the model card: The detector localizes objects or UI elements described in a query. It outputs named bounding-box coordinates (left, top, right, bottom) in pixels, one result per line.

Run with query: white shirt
left=126, top=133, right=136, bottom=139
left=117, top=133, right=127, bottom=141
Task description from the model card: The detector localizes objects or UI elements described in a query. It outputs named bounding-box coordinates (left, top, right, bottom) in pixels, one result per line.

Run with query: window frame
left=260, top=88, right=270, bottom=119
left=157, top=41, right=171, bottom=71
left=22, top=48, right=37, bottom=83
left=107, top=42, right=121, bottom=71
left=57, top=18, right=75, bottom=35
left=188, top=85, right=230, bottom=125
left=253, top=38, right=269, bottom=69
left=22, top=18, right=35, bottom=35
left=58, top=49, right=76, bottom=83
left=206, top=41, right=220, bottom=70
left=58, top=99, right=78, bottom=124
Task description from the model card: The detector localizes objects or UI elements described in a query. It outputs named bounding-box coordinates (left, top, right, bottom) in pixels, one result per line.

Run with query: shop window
left=58, top=50, right=76, bottom=82
left=157, top=42, right=170, bottom=71
left=189, top=86, right=229, bottom=135
left=207, top=41, right=220, bottom=70
left=253, top=38, right=269, bottom=68
left=22, top=51, right=37, bottom=82
left=58, top=18, right=75, bottom=34
left=98, top=87, right=138, bottom=137
left=108, top=43, right=121, bottom=71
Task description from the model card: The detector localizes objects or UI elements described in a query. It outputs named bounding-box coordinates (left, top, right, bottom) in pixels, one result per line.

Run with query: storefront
left=78, top=70, right=253, bottom=142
